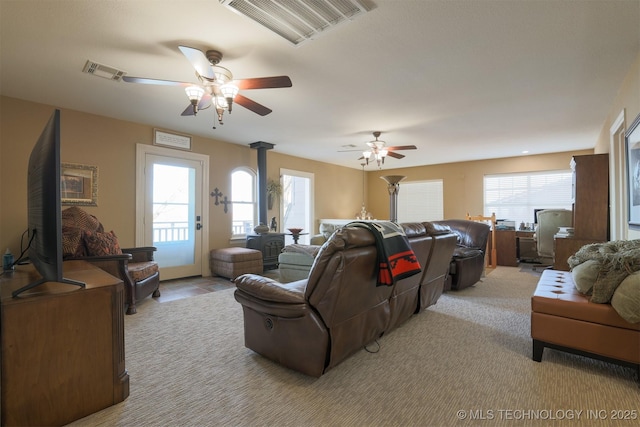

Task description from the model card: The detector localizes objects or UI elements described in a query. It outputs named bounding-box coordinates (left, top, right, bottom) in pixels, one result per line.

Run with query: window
left=231, top=168, right=257, bottom=236
left=280, top=169, right=314, bottom=245
left=398, top=180, right=444, bottom=222
left=484, top=170, right=573, bottom=226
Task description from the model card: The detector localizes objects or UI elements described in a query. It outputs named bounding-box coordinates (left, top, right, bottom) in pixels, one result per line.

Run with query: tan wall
left=595, top=52, right=640, bottom=239
left=2, top=45, right=639, bottom=262
left=365, top=150, right=592, bottom=221
left=0, top=96, right=362, bottom=255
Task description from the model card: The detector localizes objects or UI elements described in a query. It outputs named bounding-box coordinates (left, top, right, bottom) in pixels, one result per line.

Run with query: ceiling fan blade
left=386, top=145, right=417, bottom=151
left=180, top=93, right=212, bottom=116
left=181, top=104, right=195, bottom=117
left=236, top=76, right=292, bottom=90
left=178, top=45, right=215, bottom=80
left=234, top=94, right=272, bottom=116
left=123, top=76, right=192, bottom=86
left=387, top=151, right=405, bottom=159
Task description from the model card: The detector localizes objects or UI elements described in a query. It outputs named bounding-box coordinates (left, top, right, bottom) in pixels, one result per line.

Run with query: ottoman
left=531, top=269, right=640, bottom=379
left=210, top=247, right=263, bottom=279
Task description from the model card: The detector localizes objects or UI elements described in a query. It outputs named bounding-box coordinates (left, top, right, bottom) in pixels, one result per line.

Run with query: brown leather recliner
left=234, top=226, right=394, bottom=377
left=430, top=219, right=491, bottom=290
left=386, top=223, right=457, bottom=333
left=419, top=222, right=459, bottom=308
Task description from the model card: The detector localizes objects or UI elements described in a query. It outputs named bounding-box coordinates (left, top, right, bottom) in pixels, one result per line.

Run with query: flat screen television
left=12, top=109, right=85, bottom=297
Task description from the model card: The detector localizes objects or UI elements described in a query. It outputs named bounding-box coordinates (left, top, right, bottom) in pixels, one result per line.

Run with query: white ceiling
left=1, top=0, right=639, bottom=170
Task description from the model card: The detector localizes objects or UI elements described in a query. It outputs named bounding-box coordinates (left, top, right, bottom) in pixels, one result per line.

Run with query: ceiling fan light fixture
left=220, top=82, right=239, bottom=112
left=215, top=96, right=228, bottom=109
left=185, top=85, right=205, bottom=114
left=212, top=66, right=233, bottom=84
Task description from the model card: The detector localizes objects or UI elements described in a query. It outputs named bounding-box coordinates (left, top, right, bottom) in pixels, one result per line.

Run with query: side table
left=287, top=232, right=309, bottom=244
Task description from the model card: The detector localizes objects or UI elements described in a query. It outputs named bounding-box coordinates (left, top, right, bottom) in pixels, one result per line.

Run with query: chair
left=430, top=219, right=491, bottom=290
left=61, top=207, right=160, bottom=314
left=234, top=226, right=395, bottom=377
left=533, top=209, right=573, bottom=270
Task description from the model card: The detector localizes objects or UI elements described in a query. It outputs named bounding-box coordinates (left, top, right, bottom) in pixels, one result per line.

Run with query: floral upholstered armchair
left=61, top=207, right=160, bottom=314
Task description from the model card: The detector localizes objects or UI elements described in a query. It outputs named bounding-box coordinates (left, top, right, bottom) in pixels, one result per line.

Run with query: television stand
left=1, top=260, right=129, bottom=426
left=11, top=276, right=85, bottom=298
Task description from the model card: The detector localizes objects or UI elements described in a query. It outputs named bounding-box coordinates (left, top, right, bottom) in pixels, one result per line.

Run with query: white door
left=136, top=144, right=209, bottom=280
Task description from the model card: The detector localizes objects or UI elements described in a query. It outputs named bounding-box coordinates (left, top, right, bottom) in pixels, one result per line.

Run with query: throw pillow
left=571, top=259, right=600, bottom=295
left=61, top=206, right=100, bottom=232
left=61, top=227, right=84, bottom=258
left=611, top=271, right=640, bottom=323
left=83, top=230, right=123, bottom=256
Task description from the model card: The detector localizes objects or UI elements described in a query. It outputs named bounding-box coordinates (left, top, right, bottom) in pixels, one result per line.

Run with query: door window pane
left=152, top=163, right=195, bottom=267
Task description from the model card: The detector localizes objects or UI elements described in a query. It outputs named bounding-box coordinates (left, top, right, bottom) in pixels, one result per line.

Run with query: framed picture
left=61, top=163, right=98, bottom=206
left=626, top=112, right=640, bottom=226
left=153, top=129, right=192, bottom=151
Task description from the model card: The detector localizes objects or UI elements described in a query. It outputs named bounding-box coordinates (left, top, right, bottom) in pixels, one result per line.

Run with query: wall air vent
left=220, top=0, right=370, bottom=46
left=82, top=60, right=126, bottom=81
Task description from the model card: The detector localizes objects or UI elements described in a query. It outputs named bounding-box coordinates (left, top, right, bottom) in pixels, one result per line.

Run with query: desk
left=1, top=261, right=128, bottom=426
left=495, top=230, right=536, bottom=266
left=495, top=230, right=518, bottom=266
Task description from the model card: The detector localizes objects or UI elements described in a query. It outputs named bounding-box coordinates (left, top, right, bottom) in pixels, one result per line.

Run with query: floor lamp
left=380, top=175, right=406, bottom=223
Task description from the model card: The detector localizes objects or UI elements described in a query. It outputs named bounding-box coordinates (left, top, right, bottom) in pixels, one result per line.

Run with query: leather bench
left=531, top=269, right=640, bottom=378
left=210, top=247, right=263, bottom=279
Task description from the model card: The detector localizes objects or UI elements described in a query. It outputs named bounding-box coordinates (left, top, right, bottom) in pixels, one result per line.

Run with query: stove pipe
left=250, top=141, right=274, bottom=225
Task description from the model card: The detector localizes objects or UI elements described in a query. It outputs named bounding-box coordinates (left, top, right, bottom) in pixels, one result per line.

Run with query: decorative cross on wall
left=210, top=188, right=232, bottom=213
left=210, top=188, right=223, bottom=206
left=220, top=196, right=231, bottom=214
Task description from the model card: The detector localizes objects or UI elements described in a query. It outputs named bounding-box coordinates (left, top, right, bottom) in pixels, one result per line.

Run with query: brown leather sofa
left=531, top=269, right=640, bottom=378
left=386, top=222, right=458, bottom=333
left=430, top=219, right=491, bottom=290
left=234, top=223, right=457, bottom=376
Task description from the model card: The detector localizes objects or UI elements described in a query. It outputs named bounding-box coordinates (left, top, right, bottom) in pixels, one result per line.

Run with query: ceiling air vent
left=220, top=0, right=370, bottom=45
left=82, top=60, right=126, bottom=81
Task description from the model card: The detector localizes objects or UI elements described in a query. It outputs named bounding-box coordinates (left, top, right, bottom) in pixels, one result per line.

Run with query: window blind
left=484, top=170, right=572, bottom=226
left=398, top=180, right=444, bottom=223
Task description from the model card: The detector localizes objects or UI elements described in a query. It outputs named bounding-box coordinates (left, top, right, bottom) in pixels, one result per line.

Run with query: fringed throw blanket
left=568, top=239, right=640, bottom=303
left=348, top=221, right=421, bottom=286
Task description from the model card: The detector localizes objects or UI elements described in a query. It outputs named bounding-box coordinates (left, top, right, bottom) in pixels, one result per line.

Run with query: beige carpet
left=70, top=267, right=638, bottom=427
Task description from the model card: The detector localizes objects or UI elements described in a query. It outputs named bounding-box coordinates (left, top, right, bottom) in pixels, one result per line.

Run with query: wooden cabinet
left=571, top=154, right=609, bottom=240
left=1, top=261, right=128, bottom=426
left=554, top=237, right=602, bottom=271
left=495, top=230, right=518, bottom=266
left=550, top=154, right=610, bottom=270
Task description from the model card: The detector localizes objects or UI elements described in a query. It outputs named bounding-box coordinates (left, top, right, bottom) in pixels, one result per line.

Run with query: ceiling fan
left=340, top=132, right=417, bottom=167
left=122, top=45, right=292, bottom=128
